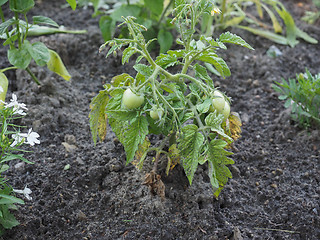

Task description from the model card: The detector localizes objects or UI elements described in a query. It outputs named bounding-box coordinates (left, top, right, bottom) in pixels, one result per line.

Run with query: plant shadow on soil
left=0, top=0, right=319, bottom=239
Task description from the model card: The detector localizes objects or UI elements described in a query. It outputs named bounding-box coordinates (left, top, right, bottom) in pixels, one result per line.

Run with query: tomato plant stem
left=26, top=67, right=40, bottom=85
left=1, top=67, right=18, bottom=73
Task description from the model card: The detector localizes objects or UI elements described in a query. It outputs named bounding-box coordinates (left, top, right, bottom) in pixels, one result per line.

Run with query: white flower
left=13, top=186, right=32, bottom=201
left=0, top=86, right=3, bottom=93
left=11, top=133, right=24, bottom=147
left=11, top=128, right=40, bottom=147
left=5, top=94, right=28, bottom=115
left=23, top=128, right=40, bottom=146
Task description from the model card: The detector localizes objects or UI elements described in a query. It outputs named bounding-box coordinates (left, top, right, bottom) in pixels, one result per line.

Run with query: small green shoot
left=273, top=70, right=320, bottom=128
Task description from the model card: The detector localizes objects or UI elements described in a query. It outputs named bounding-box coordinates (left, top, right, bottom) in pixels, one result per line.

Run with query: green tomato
left=122, top=88, right=144, bottom=109
left=221, top=101, right=230, bottom=121
left=0, top=72, right=8, bottom=109
left=211, top=90, right=225, bottom=112
left=150, top=108, right=164, bottom=120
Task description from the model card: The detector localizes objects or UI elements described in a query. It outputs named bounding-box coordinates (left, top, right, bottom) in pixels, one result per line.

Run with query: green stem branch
left=158, top=0, right=174, bottom=25
left=1, top=67, right=18, bottom=73
left=26, top=67, right=40, bottom=85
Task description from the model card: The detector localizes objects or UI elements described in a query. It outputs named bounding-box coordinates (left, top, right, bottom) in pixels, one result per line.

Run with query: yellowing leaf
left=47, top=49, right=71, bottom=81
left=228, top=112, right=242, bottom=141
left=89, top=90, right=109, bottom=144
left=133, top=137, right=150, bottom=169
left=0, top=72, right=8, bottom=109
left=166, top=144, right=180, bottom=175
left=110, top=73, right=133, bottom=87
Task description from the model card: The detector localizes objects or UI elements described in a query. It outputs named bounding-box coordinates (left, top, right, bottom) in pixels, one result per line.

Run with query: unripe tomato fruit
left=0, top=72, right=8, bottom=109
left=122, top=89, right=144, bottom=109
left=150, top=108, right=164, bottom=120
left=209, top=90, right=230, bottom=121
left=221, top=101, right=230, bottom=121
left=211, top=90, right=225, bottom=112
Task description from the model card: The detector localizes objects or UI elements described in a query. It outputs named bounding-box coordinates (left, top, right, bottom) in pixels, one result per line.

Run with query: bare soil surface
left=0, top=0, right=319, bottom=239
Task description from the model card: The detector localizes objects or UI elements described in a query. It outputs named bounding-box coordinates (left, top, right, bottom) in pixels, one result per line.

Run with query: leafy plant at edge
left=0, top=0, right=84, bottom=85
left=0, top=85, right=40, bottom=235
left=202, top=0, right=318, bottom=47
left=273, top=69, right=320, bottom=128
left=301, top=0, right=320, bottom=25
left=89, top=0, right=253, bottom=198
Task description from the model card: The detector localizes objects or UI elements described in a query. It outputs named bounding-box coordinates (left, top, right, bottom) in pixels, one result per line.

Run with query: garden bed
left=1, top=0, right=319, bottom=239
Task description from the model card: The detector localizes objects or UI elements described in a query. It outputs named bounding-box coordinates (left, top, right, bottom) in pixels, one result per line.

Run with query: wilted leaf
left=166, top=144, right=180, bottom=175
left=89, top=90, right=109, bottom=144
left=133, top=137, right=151, bottom=169
left=143, top=171, right=165, bottom=200
left=47, top=49, right=71, bottom=80
left=228, top=112, right=242, bottom=141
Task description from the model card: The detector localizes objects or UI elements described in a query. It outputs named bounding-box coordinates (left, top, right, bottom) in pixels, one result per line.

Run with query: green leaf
left=1, top=153, right=33, bottom=164
left=295, top=27, right=318, bottom=45
left=223, top=16, right=245, bottom=29
left=219, top=32, right=254, bottom=50
left=144, top=0, right=163, bottom=16
left=9, top=0, right=34, bottom=13
left=0, top=0, right=8, bottom=6
left=32, top=16, right=59, bottom=27
left=99, top=15, right=115, bottom=42
left=196, top=98, right=212, bottom=114
left=205, top=112, right=233, bottom=142
left=26, top=25, right=87, bottom=36
left=0, top=72, right=8, bottom=108
left=0, top=164, right=9, bottom=173
left=25, top=41, right=50, bottom=67
left=122, top=116, right=149, bottom=164
left=110, top=73, right=134, bottom=87
left=8, top=44, right=32, bottom=69
left=0, top=194, right=24, bottom=205
left=110, top=5, right=141, bottom=22
left=261, top=3, right=282, bottom=33
left=158, top=29, right=173, bottom=53
left=0, top=204, right=20, bottom=229
left=0, top=18, right=17, bottom=35
left=284, top=98, right=292, bottom=108
left=179, top=124, right=204, bottom=184
left=197, top=54, right=231, bottom=78
left=46, top=49, right=71, bottom=81
left=194, top=63, right=214, bottom=88
left=238, top=26, right=289, bottom=45
left=275, top=7, right=298, bottom=47
left=66, top=0, right=77, bottom=10
left=122, top=47, right=136, bottom=65
left=255, top=0, right=263, bottom=18
left=89, top=90, right=109, bottom=144
left=133, top=64, right=153, bottom=79
left=207, top=139, right=234, bottom=198
left=155, top=53, right=178, bottom=69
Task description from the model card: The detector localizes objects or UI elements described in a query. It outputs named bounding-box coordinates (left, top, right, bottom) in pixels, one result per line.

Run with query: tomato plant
left=90, top=0, right=253, bottom=198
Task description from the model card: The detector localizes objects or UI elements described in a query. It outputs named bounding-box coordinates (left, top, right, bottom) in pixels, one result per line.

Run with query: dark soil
left=1, top=0, right=319, bottom=239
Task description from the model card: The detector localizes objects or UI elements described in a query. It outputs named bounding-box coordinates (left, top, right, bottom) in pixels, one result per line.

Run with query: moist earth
left=0, top=0, right=319, bottom=239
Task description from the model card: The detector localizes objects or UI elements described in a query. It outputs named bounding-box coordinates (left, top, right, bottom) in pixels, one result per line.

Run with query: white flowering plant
left=0, top=87, right=40, bottom=235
